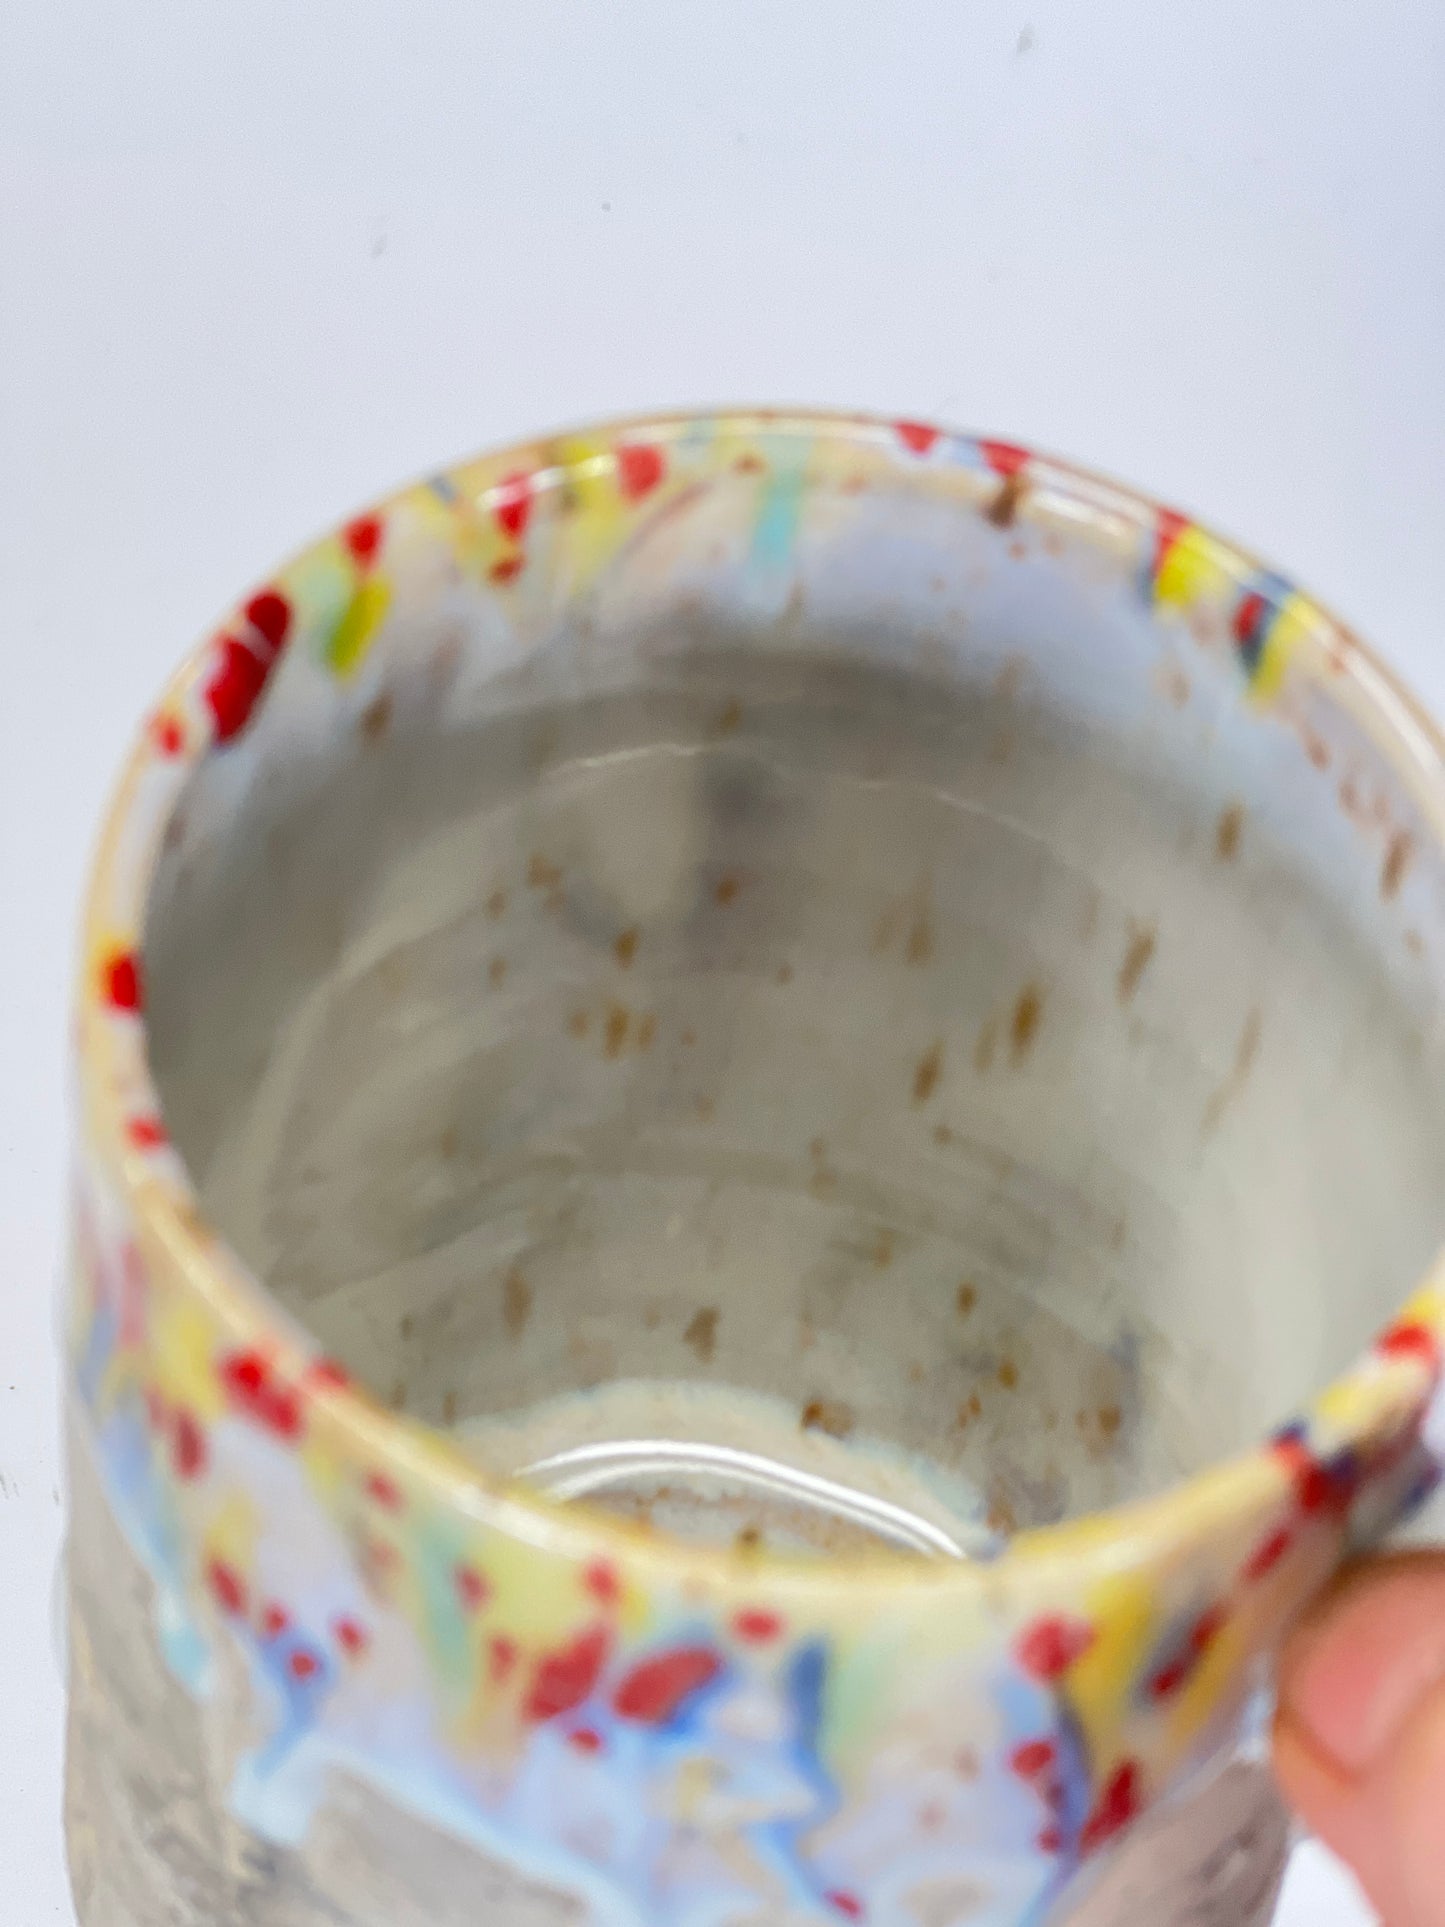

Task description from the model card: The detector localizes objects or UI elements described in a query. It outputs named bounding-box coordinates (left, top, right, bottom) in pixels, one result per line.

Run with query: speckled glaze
left=67, top=411, right=1445, bottom=1926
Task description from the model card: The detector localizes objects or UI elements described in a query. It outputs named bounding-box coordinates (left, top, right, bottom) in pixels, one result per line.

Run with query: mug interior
left=140, top=423, right=1445, bottom=1554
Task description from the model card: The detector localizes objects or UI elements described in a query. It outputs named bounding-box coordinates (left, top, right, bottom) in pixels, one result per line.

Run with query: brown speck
left=637, top=1012, right=657, bottom=1051
left=957, top=1281, right=977, bottom=1317
left=1216, top=801, right=1245, bottom=862
left=1303, top=728, right=1331, bottom=771
left=735, top=1524, right=764, bottom=1553
left=986, top=472, right=1026, bottom=530
left=614, top=926, right=640, bottom=968
left=1098, top=1404, right=1122, bottom=1439
left=389, top=1379, right=407, bottom=1410
left=715, top=698, right=743, bottom=735
left=1383, top=828, right=1414, bottom=901
left=503, top=1268, right=532, bottom=1339
left=488, top=956, right=507, bottom=988
left=1117, top=923, right=1156, bottom=1004
left=439, top=1126, right=459, bottom=1159
left=642, top=1303, right=662, bottom=1330
left=955, top=1747, right=981, bottom=1781
left=680, top=1026, right=697, bottom=1047
left=360, top=691, right=392, bottom=742
left=987, top=1494, right=1019, bottom=1535
left=527, top=853, right=562, bottom=890
left=442, top=1389, right=458, bottom=1425
left=801, top=1397, right=855, bottom=1441
left=912, top=1039, right=945, bottom=1106
left=1202, top=1005, right=1263, bottom=1135
left=955, top=1402, right=974, bottom=1431
left=1009, top=984, right=1044, bottom=1063
left=1155, top=661, right=1191, bottom=708
left=908, top=1361, right=926, bottom=1385
left=399, top=1312, right=414, bottom=1341
left=683, top=1307, right=719, bottom=1364
left=694, top=1095, right=716, bottom=1122
left=933, top=1121, right=955, bottom=1147
left=714, top=872, right=742, bottom=907
left=568, top=1008, right=591, bottom=1039
left=905, top=907, right=935, bottom=966
left=968, top=1392, right=982, bottom=1419
left=973, top=1018, right=998, bottom=1074
left=997, top=1358, right=1019, bottom=1390
left=872, top=1230, right=895, bottom=1269
left=487, top=888, right=508, bottom=920
left=1007, top=537, right=1027, bottom=561
left=776, top=961, right=794, bottom=985
left=604, top=1003, right=630, bottom=1058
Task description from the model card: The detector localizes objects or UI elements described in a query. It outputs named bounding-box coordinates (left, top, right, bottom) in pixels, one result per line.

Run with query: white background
left=4, top=2, right=1443, bottom=1919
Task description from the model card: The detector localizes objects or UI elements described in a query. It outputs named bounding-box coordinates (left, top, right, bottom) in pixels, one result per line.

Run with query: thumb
left=1275, top=1552, right=1445, bottom=1927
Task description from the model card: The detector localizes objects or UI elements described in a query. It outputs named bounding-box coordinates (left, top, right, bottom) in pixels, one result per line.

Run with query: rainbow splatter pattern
left=71, top=412, right=1445, bottom=1924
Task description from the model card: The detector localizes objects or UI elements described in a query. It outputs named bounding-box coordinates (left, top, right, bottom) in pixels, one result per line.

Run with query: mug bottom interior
left=144, top=629, right=1445, bottom=1553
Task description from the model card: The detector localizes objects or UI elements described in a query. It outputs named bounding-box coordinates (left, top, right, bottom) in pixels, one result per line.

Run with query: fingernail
left=1281, top=1556, right=1445, bottom=1775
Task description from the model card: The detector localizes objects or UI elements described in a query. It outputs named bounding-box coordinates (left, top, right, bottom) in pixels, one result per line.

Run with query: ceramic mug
left=65, top=410, right=1445, bottom=1927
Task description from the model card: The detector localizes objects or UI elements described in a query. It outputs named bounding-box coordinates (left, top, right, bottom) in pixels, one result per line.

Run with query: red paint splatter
left=243, top=588, right=292, bottom=653
left=568, top=1725, right=604, bottom=1755
left=150, top=713, right=185, bottom=756
left=491, top=472, right=533, bottom=542
left=896, top=421, right=940, bottom=456
left=1233, top=589, right=1267, bottom=646
left=826, top=1893, right=864, bottom=1920
left=344, top=515, right=384, bottom=568
left=333, top=1616, right=369, bottom=1658
left=262, top=1602, right=291, bottom=1638
left=365, top=1470, right=404, bottom=1511
left=1148, top=1606, right=1226, bottom=1701
left=102, top=949, right=144, bottom=1012
left=1153, top=507, right=1190, bottom=578
left=455, top=1565, right=490, bottom=1613
left=525, top=1625, right=611, bottom=1723
left=1015, top=1614, right=1095, bottom=1683
left=289, top=1647, right=321, bottom=1682
left=489, top=553, right=524, bottom=585
left=732, top=1608, right=784, bottom=1645
left=489, top=1633, right=519, bottom=1683
left=218, top=1349, right=303, bottom=1440
left=1080, top=1759, right=1142, bottom=1854
left=1037, top=1824, right=1065, bottom=1856
left=204, top=635, right=274, bottom=743
left=1378, top=1320, right=1442, bottom=1372
left=305, top=1356, right=351, bottom=1392
left=583, top=1560, right=620, bottom=1606
left=979, top=439, right=1029, bottom=479
left=1243, top=1523, right=1294, bottom=1582
left=616, top=442, right=665, bottom=500
left=170, top=1408, right=207, bottom=1481
left=206, top=1559, right=247, bottom=1617
left=125, top=1114, right=168, bottom=1150
left=612, top=1646, right=722, bottom=1725
left=1009, top=1738, right=1057, bottom=1780
left=1271, top=1433, right=1351, bottom=1517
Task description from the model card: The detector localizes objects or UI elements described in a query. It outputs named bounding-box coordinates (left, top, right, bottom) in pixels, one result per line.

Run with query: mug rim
left=76, top=404, right=1445, bottom=1603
